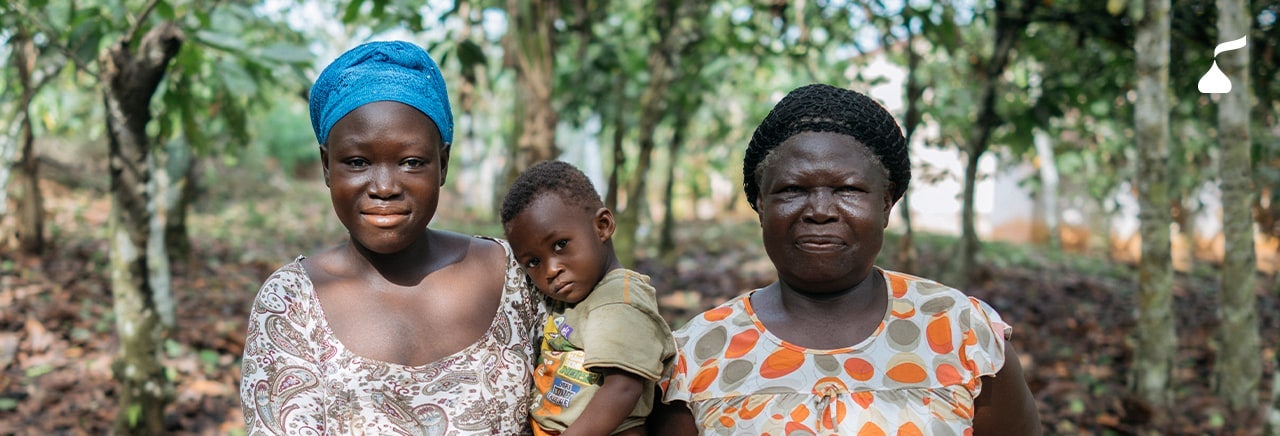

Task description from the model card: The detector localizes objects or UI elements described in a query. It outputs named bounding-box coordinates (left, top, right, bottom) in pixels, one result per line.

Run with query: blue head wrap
left=309, top=40, right=454, bottom=146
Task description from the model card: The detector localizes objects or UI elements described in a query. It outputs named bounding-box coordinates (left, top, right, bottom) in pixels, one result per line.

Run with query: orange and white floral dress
left=660, top=269, right=1011, bottom=436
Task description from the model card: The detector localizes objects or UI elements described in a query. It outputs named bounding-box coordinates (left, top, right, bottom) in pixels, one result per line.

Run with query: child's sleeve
left=578, top=302, right=672, bottom=381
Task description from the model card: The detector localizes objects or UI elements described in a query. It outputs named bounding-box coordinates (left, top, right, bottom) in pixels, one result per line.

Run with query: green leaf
left=342, top=0, right=364, bottom=23
left=128, top=404, right=142, bottom=427
left=199, top=349, right=220, bottom=367
left=257, top=42, right=313, bottom=64
left=195, top=30, right=246, bottom=53
left=1088, top=100, right=1110, bottom=117
left=457, top=39, right=488, bottom=70
left=24, top=364, right=53, bottom=378
left=67, top=18, right=105, bottom=66
left=179, top=90, right=210, bottom=154
left=156, top=1, right=175, bottom=20
left=164, top=339, right=183, bottom=357
left=0, top=398, right=17, bottom=411
left=1068, top=398, right=1086, bottom=414
left=1208, top=412, right=1225, bottom=428
left=216, top=60, right=257, bottom=96
left=175, top=43, right=204, bottom=72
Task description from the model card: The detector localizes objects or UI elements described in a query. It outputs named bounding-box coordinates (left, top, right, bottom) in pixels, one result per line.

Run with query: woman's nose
left=803, top=190, right=838, bottom=223
left=367, top=165, right=401, bottom=199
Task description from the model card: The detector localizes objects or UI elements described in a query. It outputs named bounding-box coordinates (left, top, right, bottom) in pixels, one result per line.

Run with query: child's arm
left=559, top=368, right=646, bottom=436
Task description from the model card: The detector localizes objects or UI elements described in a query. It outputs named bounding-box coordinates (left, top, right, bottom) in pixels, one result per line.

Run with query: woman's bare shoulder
left=300, top=244, right=352, bottom=284
left=466, top=234, right=510, bottom=271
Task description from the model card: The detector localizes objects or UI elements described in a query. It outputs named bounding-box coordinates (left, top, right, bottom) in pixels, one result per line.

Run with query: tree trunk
left=12, top=31, right=45, bottom=255
left=894, top=25, right=924, bottom=274
left=0, top=102, right=16, bottom=236
left=615, top=0, right=708, bottom=266
left=147, top=153, right=175, bottom=331
left=615, top=57, right=672, bottom=266
left=1130, top=0, right=1176, bottom=412
left=0, top=116, right=17, bottom=240
left=957, top=147, right=983, bottom=286
left=1271, top=379, right=1280, bottom=435
left=614, top=124, right=657, bottom=267
left=147, top=139, right=195, bottom=331
left=1, top=28, right=61, bottom=243
left=16, top=104, right=44, bottom=256
left=952, top=0, right=1028, bottom=289
left=1172, top=195, right=1195, bottom=271
left=1034, top=129, right=1061, bottom=249
left=1213, top=0, right=1260, bottom=421
left=505, top=0, right=559, bottom=175
left=165, top=147, right=197, bottom=261
left=606, top=77, right=627, bottom=213
left=101, top=22, right=183, bottom=435
left=456, top=1, right=477, bottom=119
left=658, top=110, right=690, bottom=259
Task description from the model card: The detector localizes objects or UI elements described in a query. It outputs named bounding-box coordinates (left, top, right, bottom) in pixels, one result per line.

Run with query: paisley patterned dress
left=239, top=238, right=545, bottom=435
left=660, top=269, right=1011, bottom=436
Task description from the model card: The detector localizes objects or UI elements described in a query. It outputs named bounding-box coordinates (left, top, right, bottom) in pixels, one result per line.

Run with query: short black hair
left=501, top=160, right=605, bottom=224
left=743, top=84, right=910, bottom=211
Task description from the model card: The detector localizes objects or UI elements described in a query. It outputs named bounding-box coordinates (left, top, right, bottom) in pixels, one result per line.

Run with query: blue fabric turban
left=309, top=40, right=454, bottom=146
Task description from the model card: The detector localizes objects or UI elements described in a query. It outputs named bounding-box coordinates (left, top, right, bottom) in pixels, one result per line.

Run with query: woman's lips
left=795, top=235, right=845, bottom=252
left=362, top=209, right=409, bottom=228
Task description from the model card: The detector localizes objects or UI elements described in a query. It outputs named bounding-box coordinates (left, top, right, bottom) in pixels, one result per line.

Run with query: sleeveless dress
left=660, top=269, right=1011, bottom=436
left=240, top=238, right=545, bottom=435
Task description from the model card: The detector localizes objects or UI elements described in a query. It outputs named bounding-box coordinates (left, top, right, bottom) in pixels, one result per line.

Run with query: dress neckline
left=741, top=267, right=895, bottom=354
left=295, top=237, right=515, bottom=370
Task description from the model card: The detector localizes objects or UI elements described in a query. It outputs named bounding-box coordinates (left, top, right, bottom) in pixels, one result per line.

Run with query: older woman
left=239, top=41, right=544, bottom=434
left=650, top=84, right=1040, bottom=435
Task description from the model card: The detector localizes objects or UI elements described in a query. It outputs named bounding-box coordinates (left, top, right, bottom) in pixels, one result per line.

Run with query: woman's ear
left=882, top=190, right=896, bottom=229
left=319, top=146, right=331, bottom=187
left=438, top=145, right=451, bottom=186
left=753, top=197, right=764, bottom=227
left=595, top=208, right=616, bottom=241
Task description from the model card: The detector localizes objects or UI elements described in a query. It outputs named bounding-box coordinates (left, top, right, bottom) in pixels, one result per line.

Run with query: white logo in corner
left=1198, top=36, right=1247, bottom=94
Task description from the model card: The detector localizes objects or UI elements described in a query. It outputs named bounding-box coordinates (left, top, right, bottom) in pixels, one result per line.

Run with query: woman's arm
left=972, top=343, right=1041, bottom=435
left=560, top=369, right=645, bottom=436
left=645, top=389, right=697, bottom=436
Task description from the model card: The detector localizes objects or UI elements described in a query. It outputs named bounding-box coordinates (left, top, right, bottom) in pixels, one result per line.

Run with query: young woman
left=239, top=41, right=544, bottom=435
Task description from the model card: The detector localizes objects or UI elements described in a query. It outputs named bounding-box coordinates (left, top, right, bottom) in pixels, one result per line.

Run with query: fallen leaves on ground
left=1, top=214, right=1277, bottom=435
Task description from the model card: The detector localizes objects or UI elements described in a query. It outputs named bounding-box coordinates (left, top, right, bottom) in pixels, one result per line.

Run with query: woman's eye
left=402, top=158, right=426, bottom=169
left=346, top=158, right=369, bottom=168
left=553, top=240, right=568, bottom=251
left=524, top=258, right=540, bottom=269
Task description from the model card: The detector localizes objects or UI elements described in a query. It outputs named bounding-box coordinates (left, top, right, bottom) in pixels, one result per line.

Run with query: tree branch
left=9, top=3, right=95, bottom=73
left=125, top=0, right=164, bottom=47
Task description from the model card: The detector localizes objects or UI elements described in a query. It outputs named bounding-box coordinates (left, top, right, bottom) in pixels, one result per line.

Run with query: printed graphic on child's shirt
left=533, top=315, right=600, bottom=416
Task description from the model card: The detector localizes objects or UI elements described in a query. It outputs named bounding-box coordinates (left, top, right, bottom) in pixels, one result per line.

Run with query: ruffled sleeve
left=239, top=259, right=328, bottom=435
left=960, top=296, right=1011, bottom=385
left=489, top=237, right=547, bottom=362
